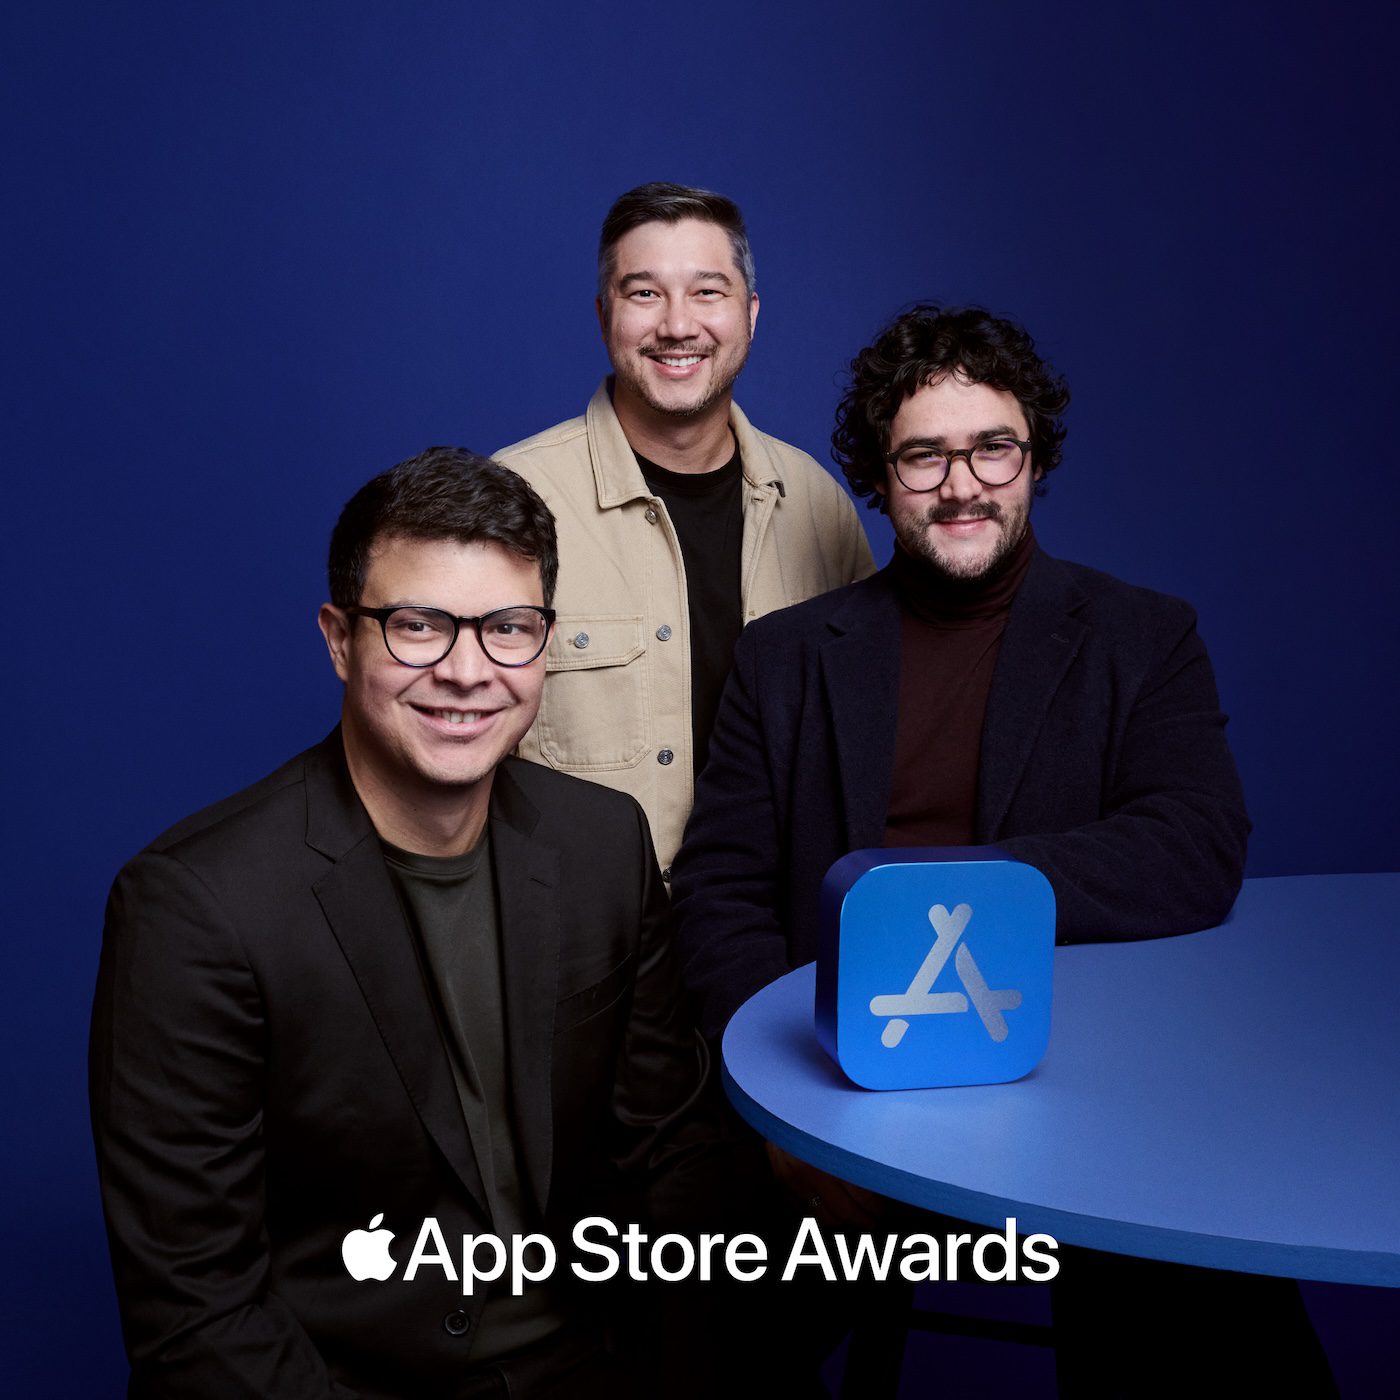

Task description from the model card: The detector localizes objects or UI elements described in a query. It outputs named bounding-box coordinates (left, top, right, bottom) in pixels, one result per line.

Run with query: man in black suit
left=91, top=449, right=724, bottom=1398
left=671, top=305, right=1335, bottom=1395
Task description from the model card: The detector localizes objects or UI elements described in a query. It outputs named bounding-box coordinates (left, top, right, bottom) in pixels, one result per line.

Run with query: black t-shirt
left=636, top=443, right=745, bottom=778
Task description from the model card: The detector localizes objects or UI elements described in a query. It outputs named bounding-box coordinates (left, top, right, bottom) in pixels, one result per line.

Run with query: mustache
left=639, top=342, right=713, bottom=356
left=923, top=501, right=1003, bottom=524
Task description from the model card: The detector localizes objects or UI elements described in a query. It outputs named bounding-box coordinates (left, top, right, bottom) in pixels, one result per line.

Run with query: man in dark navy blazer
left=672, top=304, right=1251, bottom=1042
left=672, top=306, right=1336, bottom=1394
left=91, top=450, right=726, bottom=1398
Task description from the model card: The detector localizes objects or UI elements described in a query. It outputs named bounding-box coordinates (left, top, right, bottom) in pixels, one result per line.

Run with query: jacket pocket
left=555, top=952, right=635, bottom=1031
left=537, top=615, right=649, bottom=770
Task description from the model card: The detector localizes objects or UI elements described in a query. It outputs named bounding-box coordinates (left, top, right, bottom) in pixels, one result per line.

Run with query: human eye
left=484, top=609, right=544, bottom=645
left=388, top=608, right=449, bottom=638
left=899, top=445, right=947, bottom=468
left=976, top=438, right=1018, bottom=460
left=628, top=287, right=659, bottom=300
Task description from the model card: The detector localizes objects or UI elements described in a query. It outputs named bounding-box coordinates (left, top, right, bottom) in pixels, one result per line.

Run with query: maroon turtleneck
left=883, top=525, right=1036, bottom=848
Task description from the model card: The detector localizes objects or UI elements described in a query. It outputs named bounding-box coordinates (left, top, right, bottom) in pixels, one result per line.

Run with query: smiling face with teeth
left=319, top=534, right=549, bottom=851
left=600, top=216, right=759, bottom=428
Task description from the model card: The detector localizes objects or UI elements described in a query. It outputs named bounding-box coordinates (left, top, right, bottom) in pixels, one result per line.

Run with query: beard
left=614, top=337, right=752, bottom=419
left=893, top=497, right=1032, bottom=584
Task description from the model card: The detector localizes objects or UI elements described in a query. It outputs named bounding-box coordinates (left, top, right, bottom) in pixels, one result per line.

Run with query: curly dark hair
left=832, top=304, right=1070, bottom=508
left=328, top=447, right=558, bottom=608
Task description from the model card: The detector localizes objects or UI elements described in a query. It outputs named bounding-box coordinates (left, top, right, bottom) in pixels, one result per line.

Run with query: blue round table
left=722, top=874, right=1400, bottom=1285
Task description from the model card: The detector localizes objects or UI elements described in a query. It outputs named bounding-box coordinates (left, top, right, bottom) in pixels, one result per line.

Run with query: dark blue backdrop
left=5, top=2, right=1397, bottom=1394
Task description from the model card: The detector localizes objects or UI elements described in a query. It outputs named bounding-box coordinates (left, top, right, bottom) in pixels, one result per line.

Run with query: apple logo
left=341, top=1214, right=397, bottom=1281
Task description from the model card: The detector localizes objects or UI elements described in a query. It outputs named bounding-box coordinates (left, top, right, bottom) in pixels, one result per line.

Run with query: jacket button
left=661, top=866, right=672, bottom=882
left=657, top=749, right=674, bottom=766
left=572, top=632, right=590, bottom=649
left=645, top=507, right=659, bottom=524
left=443, top=1310, right=470, bottom=1336
left=656, top=624, right=672, bottom=641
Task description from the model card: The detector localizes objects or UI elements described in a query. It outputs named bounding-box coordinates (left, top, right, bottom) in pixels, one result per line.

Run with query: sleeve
left=607, top=801, right=758, bottom=1232
left=837, top=489, right=877, bottom=585
left=670, top=630, right=794, bottom=1042
left=89, top=852, right=348, bottom=1399
left=808, top=467, right=876, bottom=587
left=997, top=608, right=1251, bottom=942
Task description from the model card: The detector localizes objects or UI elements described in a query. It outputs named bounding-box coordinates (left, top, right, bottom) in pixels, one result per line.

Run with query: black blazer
left=90, top=733, right=714, bottom=1399
left=672, top=551, right=1251, bottom=1040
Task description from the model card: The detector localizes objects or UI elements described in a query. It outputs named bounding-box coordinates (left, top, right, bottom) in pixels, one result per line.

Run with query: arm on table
left=1000, top=605, right=1250, bottom=941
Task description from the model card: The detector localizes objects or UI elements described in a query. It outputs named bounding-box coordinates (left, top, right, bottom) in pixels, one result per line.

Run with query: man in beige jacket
left=496, top=182, right=873, bottom=873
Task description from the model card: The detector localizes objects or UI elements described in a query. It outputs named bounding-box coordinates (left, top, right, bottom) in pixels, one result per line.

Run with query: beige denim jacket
left=495, top=380, right=875, bottom=873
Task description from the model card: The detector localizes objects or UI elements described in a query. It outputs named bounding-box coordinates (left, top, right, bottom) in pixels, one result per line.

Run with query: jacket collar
left=303, top=728, right=375, bottom=859
left=305, top=735, right=561, bottom=1218
left=976, top=549, right=1088, bottom=838
left=820, top=571, right=903, bottom=852
left=583, top=377, right=786, bottom=507
left=487, top=760, right=559, bottom=1216
left=819, top=549, right=1089, bottom=848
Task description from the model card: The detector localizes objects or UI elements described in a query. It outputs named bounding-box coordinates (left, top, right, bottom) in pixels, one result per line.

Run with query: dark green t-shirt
left=383, top=832, right=566, bottom=1360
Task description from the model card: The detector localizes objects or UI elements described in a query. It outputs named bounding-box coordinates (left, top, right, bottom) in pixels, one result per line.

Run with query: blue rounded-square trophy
left=816, top=849, right=1056, bottom=1090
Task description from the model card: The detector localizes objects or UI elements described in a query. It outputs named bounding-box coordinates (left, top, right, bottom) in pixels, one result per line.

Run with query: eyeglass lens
left=381, top=607, right=549, bottom=666
left=894, top=440, right=1025, bottom=489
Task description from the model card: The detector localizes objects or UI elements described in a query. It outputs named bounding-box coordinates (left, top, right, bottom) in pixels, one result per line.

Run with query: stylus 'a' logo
left=869, top=903, right=1022, bottom=1047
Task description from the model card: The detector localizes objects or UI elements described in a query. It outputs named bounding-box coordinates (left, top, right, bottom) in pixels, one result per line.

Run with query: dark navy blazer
left=671, top=551, right=1251, bottom=1040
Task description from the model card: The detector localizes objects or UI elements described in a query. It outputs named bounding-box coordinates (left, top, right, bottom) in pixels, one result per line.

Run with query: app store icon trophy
left=816, top=849, right=1056, bottom=1090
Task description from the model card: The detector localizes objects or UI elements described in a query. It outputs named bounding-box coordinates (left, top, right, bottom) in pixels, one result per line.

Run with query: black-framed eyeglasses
left=883, top=437, right=1032, bottom=492
left=346, top=605, right=556, bottom=668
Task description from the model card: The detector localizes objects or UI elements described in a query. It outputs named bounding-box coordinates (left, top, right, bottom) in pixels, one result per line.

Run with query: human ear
left=318, top=604, right=353, bottom=684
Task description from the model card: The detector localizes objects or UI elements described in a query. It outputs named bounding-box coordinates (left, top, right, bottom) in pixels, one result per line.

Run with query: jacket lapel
left=977, top=551, right=1088, bottom=838
left=820, top=574, right=902, bottom=851
left=304, top=735, right=488, bottom=1215
left=488, top=762, right=559, bottom=1218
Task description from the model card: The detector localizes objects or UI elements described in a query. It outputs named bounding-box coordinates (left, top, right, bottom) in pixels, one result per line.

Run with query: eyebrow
left=617, top=269, right=735, bottom=290
left=889, top=425, right=1025, bottom=453
left=368, top=601, right=538, bottom=615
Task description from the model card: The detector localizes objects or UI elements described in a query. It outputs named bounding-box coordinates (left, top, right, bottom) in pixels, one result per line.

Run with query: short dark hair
left=832, top=304, right=1070, bottom=508
left=328, top=448, right=558, bottom=608
left=597, top=181, right=756, bottom=300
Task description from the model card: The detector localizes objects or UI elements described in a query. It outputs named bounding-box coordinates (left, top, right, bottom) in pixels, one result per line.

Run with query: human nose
left=937, top=450, right=984, bottom=503
left=432, top=623, right=496, bottom=687
left=656, top=294, right=700, bottom=342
